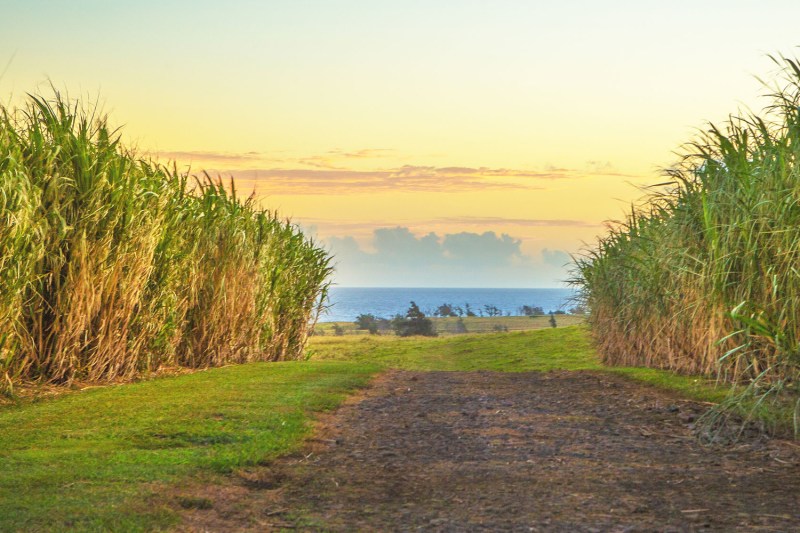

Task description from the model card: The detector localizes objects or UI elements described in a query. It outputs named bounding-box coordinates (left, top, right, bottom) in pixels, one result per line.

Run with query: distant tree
left=519, top=305, right=545, bottom=317
left=392, top=301, right=437, bottom=337
left=553, top=310, right=566, bottom=315
left=453, top=305, right=465, bottom=317
left=548, top=313, right=557, bottom=328
left=484, top=304, right=501, bottom=317
left=464, top=303, right=476, bottom=317
left=568, top=305, right=587, bottom=315
left=435, top=303, right=458, bottom=317
left=333, top=324, right=346, bottom=336
left=354, top=313, right=380, bottom=334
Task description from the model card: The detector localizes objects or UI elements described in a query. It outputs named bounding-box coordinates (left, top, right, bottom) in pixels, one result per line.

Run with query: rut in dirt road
left=181, top=371, right=800, bottom=532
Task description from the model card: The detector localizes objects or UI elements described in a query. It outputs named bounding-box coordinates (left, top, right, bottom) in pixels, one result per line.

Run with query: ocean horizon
left=320, top=286, right=579, bottom=323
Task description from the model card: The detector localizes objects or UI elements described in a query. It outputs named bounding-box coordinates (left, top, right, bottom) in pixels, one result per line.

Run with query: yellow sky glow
left=3, top=1, right=799, bottom=285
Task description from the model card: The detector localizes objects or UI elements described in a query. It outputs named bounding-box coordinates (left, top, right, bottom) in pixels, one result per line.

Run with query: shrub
left=354, top=314, right=381, bottom=334
left=392, top=301, right=437, bottom=337
left=435, top=303, right=458, bottom=317
left=520, top=305, right=545, bottom=316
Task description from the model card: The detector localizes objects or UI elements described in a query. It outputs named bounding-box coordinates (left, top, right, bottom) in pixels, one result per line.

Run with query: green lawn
left=309, top=325, right=599, bottom=372
left=309, top=325, right=727, bottom=401
left=0, top=325, right=735, bottom=531
left=313, top=313, right=585, bottom=336
left=0, top=361, right=378, bottom=532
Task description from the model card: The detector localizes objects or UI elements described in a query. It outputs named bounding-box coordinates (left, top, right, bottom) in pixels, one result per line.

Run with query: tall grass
left=0, top=92, right=331, bottom=391
left=573, top=55, right=800, bottom=427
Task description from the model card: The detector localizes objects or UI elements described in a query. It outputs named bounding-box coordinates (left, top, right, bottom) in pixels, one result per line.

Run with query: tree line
left=346, top=301, right=587, bottom=336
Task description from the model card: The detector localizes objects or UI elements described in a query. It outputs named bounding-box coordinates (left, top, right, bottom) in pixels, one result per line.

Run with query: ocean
left=321, top=287, right=579, bottom=323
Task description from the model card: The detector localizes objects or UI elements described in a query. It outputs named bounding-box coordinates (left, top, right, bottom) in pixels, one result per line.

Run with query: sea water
left=321, top=287, right=578, bottom=323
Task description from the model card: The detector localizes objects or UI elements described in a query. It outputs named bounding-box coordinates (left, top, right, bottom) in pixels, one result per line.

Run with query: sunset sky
left=3, top=1, right=799, bottom=287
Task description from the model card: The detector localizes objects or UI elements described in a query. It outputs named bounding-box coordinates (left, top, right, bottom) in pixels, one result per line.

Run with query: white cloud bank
left=325, top=227, right=573, bottom=288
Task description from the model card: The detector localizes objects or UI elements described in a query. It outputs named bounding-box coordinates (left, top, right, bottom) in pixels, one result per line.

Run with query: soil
left=176, top=370, right=800, bottom=532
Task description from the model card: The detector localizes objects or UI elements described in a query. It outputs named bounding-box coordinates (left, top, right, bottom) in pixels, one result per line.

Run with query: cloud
left=542, top=248, right=572, bottom=268
left=153, top=150, right=269, bottom=165
left=373, top=227, right=441, bottom=259
left=153, top=149, right=641, bottom=194
left=218, top=164, right=583, bottom=194
left=327, top=148, right=395, bottom=159
left=295, top=155, right=345, bottom=170
left=433, top=216, right=602, bottom=228
left=325, top=235, right=362, bottom=255
left=325, top=227, right=572, bottom=288
left=442, top=232, right=523, bottom=267
left=298, top=216, right=602, bottom=237
left=154, top=147, right=396, bottom=171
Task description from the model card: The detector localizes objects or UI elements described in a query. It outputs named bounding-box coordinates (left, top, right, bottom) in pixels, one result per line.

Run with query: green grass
left=0, top=325, right=761, bottom=531
left=0, top=360, right=377, bottom=532
left=313, top=314, right=585, bottom=336
left=314, top=326, right=795, bottom=431
left=310, top=324, right=726, bottom=400
left=606, top=366, right=730, bottom=404
left=310, top=325, right=600, bottom=372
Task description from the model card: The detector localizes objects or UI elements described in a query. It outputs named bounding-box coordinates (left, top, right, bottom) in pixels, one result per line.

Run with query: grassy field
left=309, top=324, right=598, bottom=371
left=308, top=326, right=727, bottom=403
left=313, top=314, right=585, bottom=336
left=0, top=325, right=739, bottom=531
left=0, top=361, right=377, bottom=531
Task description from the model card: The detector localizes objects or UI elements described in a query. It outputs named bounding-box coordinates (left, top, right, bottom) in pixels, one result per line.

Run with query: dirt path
left=178, top=371, right=800, bottom=531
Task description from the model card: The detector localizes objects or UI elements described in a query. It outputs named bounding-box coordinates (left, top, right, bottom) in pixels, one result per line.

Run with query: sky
left=2, top=1, right=799, bottom=287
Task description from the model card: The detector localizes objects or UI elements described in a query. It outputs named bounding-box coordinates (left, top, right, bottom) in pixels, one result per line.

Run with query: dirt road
left=179, top=370, right=800, bottom=531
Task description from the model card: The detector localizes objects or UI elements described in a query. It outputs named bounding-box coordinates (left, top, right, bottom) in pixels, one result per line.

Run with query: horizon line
left=328, top=286, right=575, bottom=290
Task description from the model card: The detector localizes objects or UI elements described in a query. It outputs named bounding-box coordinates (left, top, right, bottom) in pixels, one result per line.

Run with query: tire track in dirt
left=178, top=370, right=800, bottom=532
